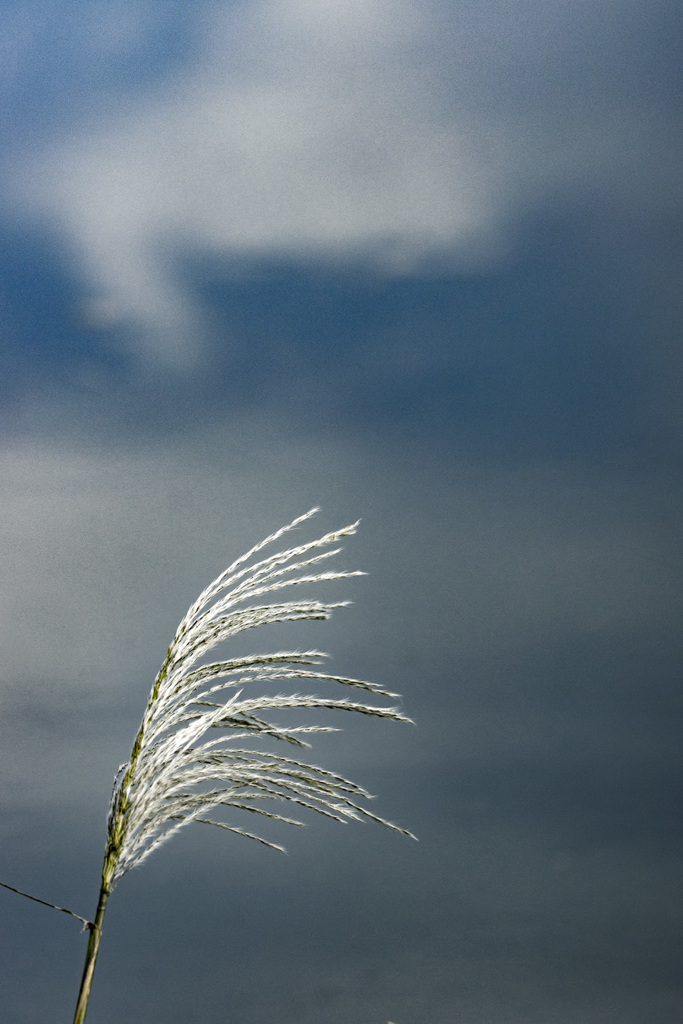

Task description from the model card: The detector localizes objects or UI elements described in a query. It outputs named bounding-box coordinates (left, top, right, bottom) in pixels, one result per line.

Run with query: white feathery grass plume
left=73, top=509, right=414, bottom=1023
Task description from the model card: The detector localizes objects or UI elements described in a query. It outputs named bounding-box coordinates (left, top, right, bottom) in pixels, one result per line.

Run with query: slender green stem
left=72, top=881, right=111, bottom=1024
left=71, top=655, right=168, bottom=1021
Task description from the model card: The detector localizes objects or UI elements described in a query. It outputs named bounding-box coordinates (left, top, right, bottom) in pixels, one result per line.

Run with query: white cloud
left=4, top=0, right=680, bottom=366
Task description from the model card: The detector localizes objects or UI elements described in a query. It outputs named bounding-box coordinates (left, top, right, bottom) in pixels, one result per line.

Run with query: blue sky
left=1, top=2, right=682, bottom=1022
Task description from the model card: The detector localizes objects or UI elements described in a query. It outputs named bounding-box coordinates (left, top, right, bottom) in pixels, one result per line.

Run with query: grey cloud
left=1, top=422, right=679, bottom=794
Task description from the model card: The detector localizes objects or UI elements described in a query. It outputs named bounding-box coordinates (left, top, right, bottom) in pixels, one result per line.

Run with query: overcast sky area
left=1, top=1, right=682, bottom=1021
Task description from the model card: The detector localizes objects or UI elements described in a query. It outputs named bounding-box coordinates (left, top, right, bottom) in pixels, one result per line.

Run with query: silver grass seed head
left=107, top=510, right=414, bottom=884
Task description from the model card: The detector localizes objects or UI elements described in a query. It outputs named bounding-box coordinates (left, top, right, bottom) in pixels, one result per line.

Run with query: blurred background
left=1, top=2, right=682, bottom=1021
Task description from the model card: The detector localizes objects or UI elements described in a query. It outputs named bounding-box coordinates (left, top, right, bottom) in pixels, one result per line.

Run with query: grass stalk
left=72, top=880, right=111, bottom=1024
left=67, top=510, right=413, bottom=1020
left=72, top=664, right=159, bottom=1023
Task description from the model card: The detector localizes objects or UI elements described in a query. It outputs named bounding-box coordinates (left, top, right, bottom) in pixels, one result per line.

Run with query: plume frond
left=103, top=510, right=414, bottom=888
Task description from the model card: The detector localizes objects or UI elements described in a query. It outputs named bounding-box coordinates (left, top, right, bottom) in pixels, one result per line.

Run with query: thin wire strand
left=0, top=880, right=93, bottom=931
